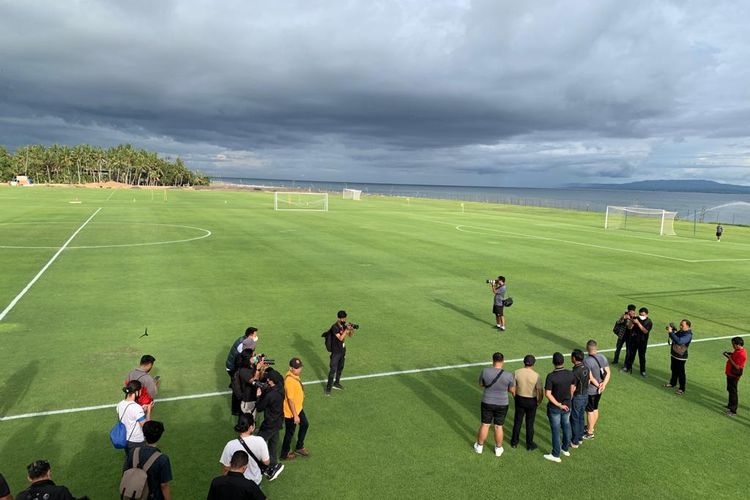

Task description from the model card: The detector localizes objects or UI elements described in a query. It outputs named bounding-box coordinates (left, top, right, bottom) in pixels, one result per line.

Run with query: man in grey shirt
left=582, top=340, right=610, bottom=440
left=491, top=276, right=507, bottom=331
left=474, top=352, right=515, bottom=457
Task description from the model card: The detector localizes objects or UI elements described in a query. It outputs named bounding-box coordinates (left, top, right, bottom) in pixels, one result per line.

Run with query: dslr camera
left=251, top=354, right=275, bottom=366
left=347, top=323, right=360, bottom=330
left=253, top=380, right=270, bottom=391
left=485, top=279, right=497, bottom=285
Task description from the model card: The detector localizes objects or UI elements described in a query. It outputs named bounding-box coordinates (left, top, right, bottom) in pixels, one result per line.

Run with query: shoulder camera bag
left=502, top=297, right=513, bottom=307
left=238, top=437, right=268, bottom=473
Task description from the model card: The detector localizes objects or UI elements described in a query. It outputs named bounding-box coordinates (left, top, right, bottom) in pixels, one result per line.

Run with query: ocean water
left=213, top=177, right=750, bottom=225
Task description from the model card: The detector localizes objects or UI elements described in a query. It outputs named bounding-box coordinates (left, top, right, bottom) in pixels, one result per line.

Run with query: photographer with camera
left=624, top=307, right=653, bottom=376
left=232, top=351, right=272, bottom=419
left=324, top=310, right=357, bottom=396
left=255, top=369, right=285, bottom=480
left=665, top=320, right=693, bottom=395
left=612, top=305, right=636, bottom=365
left=723, top=337, right=746, bottom=416
left=226, top=327, right=260, bottom=416
left=489, top=276, right=507, bottom=331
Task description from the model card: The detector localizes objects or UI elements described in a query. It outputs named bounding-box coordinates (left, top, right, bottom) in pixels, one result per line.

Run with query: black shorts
left=493, top=304, right=504, bottom=315
left=481, top=402, right=509, bottom=425
left=586, top=394, right=602, bottom=412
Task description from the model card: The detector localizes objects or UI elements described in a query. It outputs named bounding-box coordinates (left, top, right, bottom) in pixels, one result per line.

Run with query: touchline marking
left=0, top=208, right=102, bottom=322
left=0, top=334, right=737, bottom=422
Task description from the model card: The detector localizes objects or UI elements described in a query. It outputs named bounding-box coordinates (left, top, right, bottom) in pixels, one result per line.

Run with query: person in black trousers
left=665, top=320, right=693, bottom=395
left=624, top=307, right=653, bottom=376
left=613, top=304, right=636, bottom=364
left=325, top=310, right=354, bottom=396
left=510, top=355, right=543, bottom=450
left=255, top=369, right=285, bottom=474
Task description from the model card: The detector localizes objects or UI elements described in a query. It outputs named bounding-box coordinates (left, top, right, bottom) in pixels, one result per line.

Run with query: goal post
left=274, top=192, right=329, bottom=212
left=343, top=188, right=362, bottom=200
left=605, top=206, right=677, bottom=236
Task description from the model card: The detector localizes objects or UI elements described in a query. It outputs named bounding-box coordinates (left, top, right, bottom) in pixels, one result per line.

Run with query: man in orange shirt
left=280, top=357, right=310, bottom=460
left=724, top=337, right=746, bottom=416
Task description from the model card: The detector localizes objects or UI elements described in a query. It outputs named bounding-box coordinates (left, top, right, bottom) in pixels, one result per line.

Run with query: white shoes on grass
left=473, top=443, right=504, bottom=457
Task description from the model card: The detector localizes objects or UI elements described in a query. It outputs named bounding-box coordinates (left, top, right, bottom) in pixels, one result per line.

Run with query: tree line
left=0, top=144, right=209, bottom=186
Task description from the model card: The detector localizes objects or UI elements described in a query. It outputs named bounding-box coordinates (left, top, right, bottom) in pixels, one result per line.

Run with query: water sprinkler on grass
left=139, top=327, right=149, bottom=339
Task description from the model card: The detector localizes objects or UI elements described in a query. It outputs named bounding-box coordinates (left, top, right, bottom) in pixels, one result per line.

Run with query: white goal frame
left=343, top=188, right=362, bottom=200
left=604, top=206, right=677, bottom=236
left=274, top=192, right=329, bottom=212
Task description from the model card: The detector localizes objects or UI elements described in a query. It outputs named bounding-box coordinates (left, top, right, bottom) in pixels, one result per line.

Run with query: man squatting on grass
left=490, top=276, right=507, bottom=331
left=723, top=336, right=746, bottom=416
left=474, top=352, right=516, bottom=457
left=583, top=340, right=610, bottom=440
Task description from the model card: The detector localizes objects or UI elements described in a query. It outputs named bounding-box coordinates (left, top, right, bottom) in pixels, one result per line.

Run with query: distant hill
left=569, top=179, right=750, bottom=194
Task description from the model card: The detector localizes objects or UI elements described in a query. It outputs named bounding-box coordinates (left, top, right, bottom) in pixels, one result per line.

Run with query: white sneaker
left=496, top=324, right=502, bottom=328
left=543, top=454, right=561, bottom=463
left=495, top=446, right=504, bottom=457
left=499, top=326, right=506, bottom=331
left=473, top=443, right=483, bottom=454
left=561, top=450, right=571, bottom=457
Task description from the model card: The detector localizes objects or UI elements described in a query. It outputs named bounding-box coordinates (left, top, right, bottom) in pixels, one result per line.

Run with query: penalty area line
left=0, top=207, right=102, bottom=322
left=0, top=334, right=738, bottom=422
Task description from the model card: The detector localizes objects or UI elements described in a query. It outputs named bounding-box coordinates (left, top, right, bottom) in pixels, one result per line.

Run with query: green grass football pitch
left=0, top=185, right=748, bottom=499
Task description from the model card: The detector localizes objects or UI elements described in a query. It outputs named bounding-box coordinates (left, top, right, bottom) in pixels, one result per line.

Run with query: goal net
left=274, top=192, right=329, bottom=211
left=605, top=206, right=677, bottom=236
left=343, top=188, right=362, bottom=200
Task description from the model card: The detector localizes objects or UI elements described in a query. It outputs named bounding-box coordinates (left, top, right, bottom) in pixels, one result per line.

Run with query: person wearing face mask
left=624, top=307, right=653, bottom=377
left=324, top=310, right=355, bottom=396
left=117, top=380, right=150, bottom=454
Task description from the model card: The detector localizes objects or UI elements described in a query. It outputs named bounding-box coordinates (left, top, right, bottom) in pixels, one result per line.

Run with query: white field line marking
left=105, top=190, right=116, bottom=201
left=0, top=208, right=102, bottom=322
left=0, top=222, right=211, bottom=250
left=417, top=217, right=750, bottom=263
left=0, top=334, right=737, bottom=422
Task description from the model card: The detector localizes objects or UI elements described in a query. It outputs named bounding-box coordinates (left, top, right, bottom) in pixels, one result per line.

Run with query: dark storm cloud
left=0, top=0, right=748, bottom=185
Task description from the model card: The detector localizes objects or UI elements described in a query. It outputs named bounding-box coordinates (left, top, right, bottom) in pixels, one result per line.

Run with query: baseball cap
left=289, top=357, right=303, bottom=369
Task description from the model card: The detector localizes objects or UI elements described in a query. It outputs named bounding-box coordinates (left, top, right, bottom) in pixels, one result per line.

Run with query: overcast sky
left=1, top=0, right=749, bottom=187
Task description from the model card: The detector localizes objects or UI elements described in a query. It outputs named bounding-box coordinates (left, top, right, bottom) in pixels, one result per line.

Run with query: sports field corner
left=0, top=185, right=748, bottom=499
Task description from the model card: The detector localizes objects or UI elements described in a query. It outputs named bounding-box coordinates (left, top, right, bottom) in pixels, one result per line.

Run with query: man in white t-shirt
left=219, top=414, right=282, bottom=484
left=117, top=380, right=148, bottom=451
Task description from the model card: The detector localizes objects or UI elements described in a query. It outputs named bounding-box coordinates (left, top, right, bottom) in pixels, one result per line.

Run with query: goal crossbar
left=343, top=188, right=362, bottom=200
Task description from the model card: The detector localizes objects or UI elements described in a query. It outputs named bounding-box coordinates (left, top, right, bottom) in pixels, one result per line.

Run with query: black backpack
left=322, top=329, right=333, bottom=352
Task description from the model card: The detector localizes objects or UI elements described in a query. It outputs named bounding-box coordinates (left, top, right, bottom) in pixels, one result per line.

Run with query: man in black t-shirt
left=124, top=421, right=172, bottom=500
left=624, top=307, right=653, bottom=376
left=325, top=310, right=354, bottom=396
left=16, top=460, right=79, bottom=500
left=208, top=450, right=266, bottom=500
left=0, top=472, right=12, bottom=500
left=256, top=369, right=285, bottom=474
left=543, top=352, right=576, bottom=463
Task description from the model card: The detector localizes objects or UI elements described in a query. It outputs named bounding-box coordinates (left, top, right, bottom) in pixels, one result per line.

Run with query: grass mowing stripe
left=0, top=207, right=102, bottom=322
left=0, top=334, right=736, bottom=422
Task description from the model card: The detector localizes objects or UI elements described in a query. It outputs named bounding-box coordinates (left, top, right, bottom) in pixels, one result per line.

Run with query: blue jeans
left=547, top=405, right=571, bottom=457
left=571, top=395, right=587, bottom=444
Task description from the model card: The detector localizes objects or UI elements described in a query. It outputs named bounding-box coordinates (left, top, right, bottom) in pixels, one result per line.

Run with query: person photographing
left=665, top=320, right=693, bottom=395
left=324, top=310, right=357, bottom=396
left=490, top=276, right=507, bottom=331
left=723, top=337, right=746, bottom=416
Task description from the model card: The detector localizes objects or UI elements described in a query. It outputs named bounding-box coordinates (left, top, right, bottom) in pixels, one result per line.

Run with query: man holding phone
left=723, top=337, right=746, bottom=416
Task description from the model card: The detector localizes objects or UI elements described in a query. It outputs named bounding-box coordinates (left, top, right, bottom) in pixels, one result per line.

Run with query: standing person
left=569, top=350, right=590, bottom=448
left=583, top=340, right=610, bottom=440
left=665, top=320, right=693, bottom=395
left=227, top=328, right=259, bottom=416
left=219, top=414, right=281, bottom=485
left=510, top=354, right=543, bottom=451
left=280, top=357, right=310, bottom=461
left=624, top=307, right=653, bottom=376
left=723, top=337, right=746, bottom=416
left=15, top=461, right=78, bottom=500
left=255, top=369, right=286, bottom=480
left=543, top=353, right=576, bottom=463
left=117, top=380, right=149, bottom=453
left=125, top=355, right=160, bottom=414
left=123, top=421, right=172, bottom=500
left=490, top=276, right=507, bottom=331
left=716, top=224, right=724, bottom=241
left=324, top=310, right=354, bottom=396
left=612, top=305, right=636, bottom=365
left=207, top=451, right=266, bottom=500
left=473, top=352, right=515, bottom=457
left=0, top=472, right=11, bottom=500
